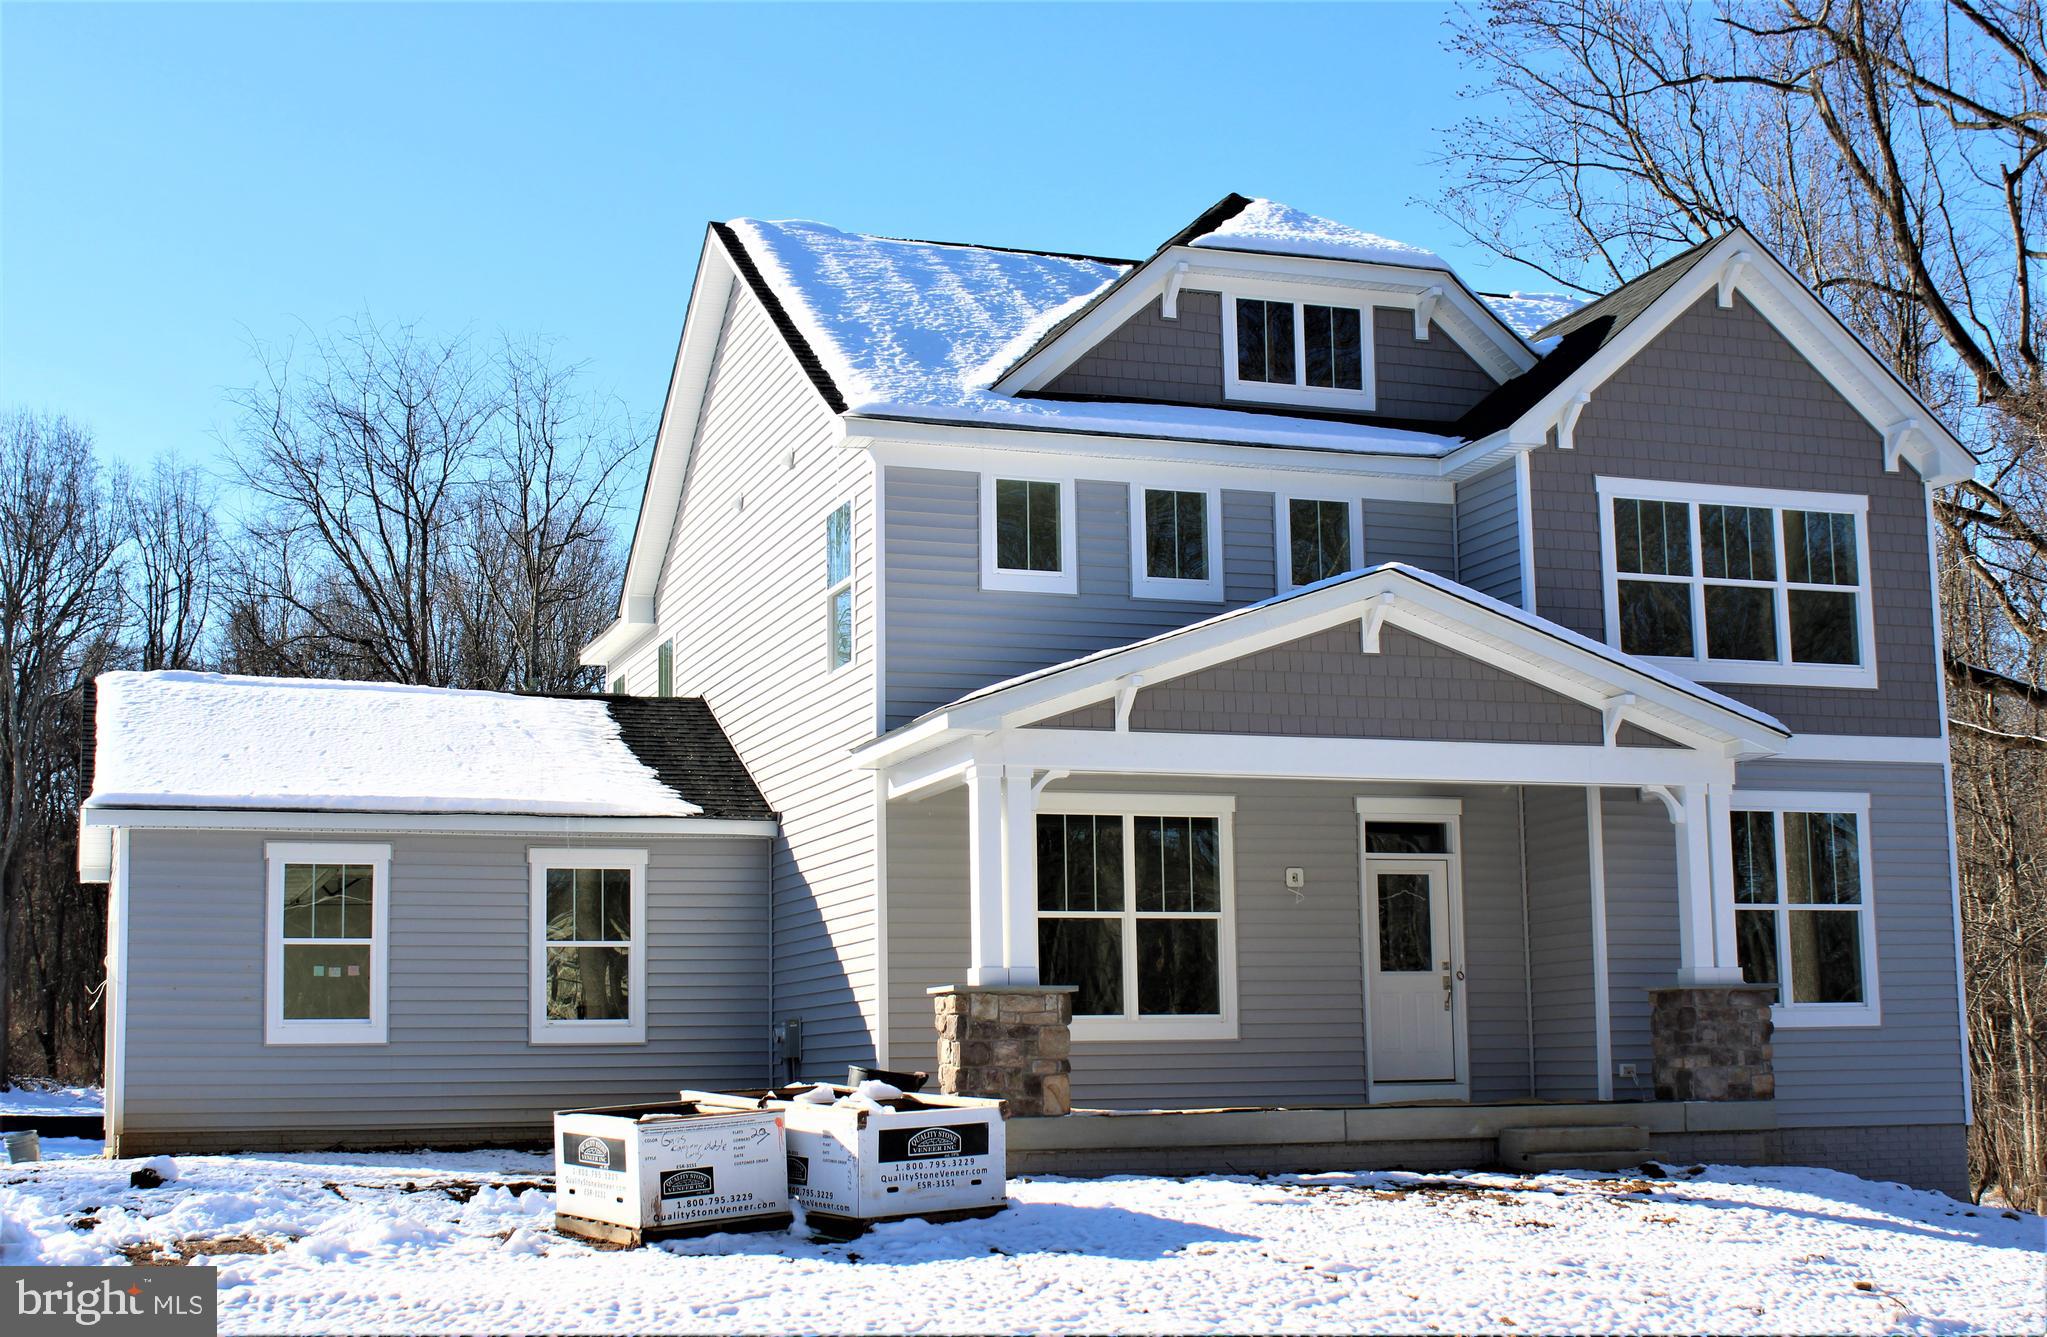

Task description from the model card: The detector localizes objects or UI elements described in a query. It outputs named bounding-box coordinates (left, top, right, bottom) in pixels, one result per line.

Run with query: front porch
left=859, top=566, right=1791, bottom=1120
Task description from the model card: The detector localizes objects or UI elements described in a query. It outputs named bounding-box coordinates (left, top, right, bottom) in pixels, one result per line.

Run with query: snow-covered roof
left=1480, top=291, right=1587, bottom=340
left=1188, top=198, right=1445, bottom=269
left=86, top=672, right=707, bottom=817
left=723, top=217, right=1480, bottom=456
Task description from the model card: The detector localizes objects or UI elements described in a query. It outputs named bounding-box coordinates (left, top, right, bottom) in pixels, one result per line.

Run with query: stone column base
left=1647, top=984, right=1776, bottom=1102
left=929, top=984, right=1076, bottom=1117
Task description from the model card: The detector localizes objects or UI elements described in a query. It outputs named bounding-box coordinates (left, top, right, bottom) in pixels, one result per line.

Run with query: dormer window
left=1222, top=290, right=1376, bottom=410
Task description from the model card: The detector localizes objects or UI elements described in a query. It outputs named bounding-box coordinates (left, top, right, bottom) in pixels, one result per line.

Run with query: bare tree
left=0, top=412, right=124, bottom=1078
left=229, top=318, right=499, bottom=685
left=124, top=456, right=220, bottom=671
left=1442, top=0, right=2047, bottom=1205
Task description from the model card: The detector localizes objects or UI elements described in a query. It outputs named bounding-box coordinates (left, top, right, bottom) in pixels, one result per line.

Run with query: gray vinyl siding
left=1045, top=291, right=1224, bottom=404
left=1361, top=500, right=1456, bottom=573
left=119, top=828, right=768, bottom=1144
left=1527, top=292, right=1941, bottom=737
left=1597, top=786, right=1681, bottom=1101
left=1731, top=759, right=1967, bottom=1126
left=611, top=286, right=880, bottom=1078
left=1127, top=624, right=1603, bottom=743
left=1523, top=786, right=1598, bottom=1099
left=882, top=469, right=1275, bottom=728
left=1455, top=462, right=1522, bottom=606
left=1372, top=309, right=1500, bottom=422
left=885, top=779, right=1535, bottom=1108
left=882, top=468, right=1457, bottom=729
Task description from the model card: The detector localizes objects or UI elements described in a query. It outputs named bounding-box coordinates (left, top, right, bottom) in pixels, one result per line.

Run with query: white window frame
left=1727, top=790, right=1881, bottom=1028
left=1036, top=792, right=1238, bottom=1042
left=264, top=841, right=391, bottom=1046
left=1595, top=476, right=1878, bottom=689
left=824, top=499, right=856, bottom=673
left=1129, top=485, right=1225, bottom=602
left=980, top=472, right=1078, bottom=595
left=1219, top=280, right=1378, bottom=411
left=1275, top=493, right=1366, bottom=592
left=528, top=847, right=649, bottom=1045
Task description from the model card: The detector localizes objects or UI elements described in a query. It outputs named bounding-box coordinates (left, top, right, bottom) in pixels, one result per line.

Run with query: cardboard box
left=683, top=1086, right=1007, bottom=1230
left=552, top=1100, right=791, bottom=1245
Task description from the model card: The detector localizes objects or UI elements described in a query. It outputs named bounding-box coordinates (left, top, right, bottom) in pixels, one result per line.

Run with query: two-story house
left=81, top=196, right=1977, bottom=1196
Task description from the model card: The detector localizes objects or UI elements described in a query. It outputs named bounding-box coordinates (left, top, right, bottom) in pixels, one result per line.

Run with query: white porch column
left=965, top=762, right=1007, bottom=986
left=1000, top=764, right=1040, bottom=986
left=1675, top=782, right=1744, bottom=986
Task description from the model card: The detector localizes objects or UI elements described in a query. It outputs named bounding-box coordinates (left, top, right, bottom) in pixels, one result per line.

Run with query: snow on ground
left=1191, top=198, right=1446, bottom=270
left=87, top=672, right=698, bottom=817
left=1, top=1150, right=2038, bottom=1335
left=0, top=1083, right=102, bottom=1118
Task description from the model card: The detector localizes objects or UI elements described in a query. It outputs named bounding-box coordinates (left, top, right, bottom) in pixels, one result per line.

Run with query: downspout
left=1518, top=786, right=1536, bottom=1097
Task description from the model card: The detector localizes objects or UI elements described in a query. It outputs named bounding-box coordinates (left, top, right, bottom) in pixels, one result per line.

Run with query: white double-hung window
left=1727, top=792, right=1879, bottom=1026
left=1034, top=794, right=1237, bottom=1041
left=265, top=841, right=390, bottom=1045
left=1277, top=494, right=1362, bottom=590
left=529, top=848, right=648, bottom=1044
left=980, top=474, right=1077, bottom=594
left=1596, top=477, right=1876, bottom=687
left=1131, top=486, right=1224, bottom=600
left=1222, top=291, right=1375, bottom=410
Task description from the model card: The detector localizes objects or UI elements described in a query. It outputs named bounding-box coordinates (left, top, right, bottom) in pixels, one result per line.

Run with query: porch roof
left=853, top=564, right=1790, bottom=769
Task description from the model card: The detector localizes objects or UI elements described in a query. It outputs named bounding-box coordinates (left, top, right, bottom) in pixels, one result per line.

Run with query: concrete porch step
left=1498, top=1124, right=1650, bottom=1173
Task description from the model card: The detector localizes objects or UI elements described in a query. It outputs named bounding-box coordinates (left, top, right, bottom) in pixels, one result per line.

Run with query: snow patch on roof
left=1190, top=199, right=1444, bottom=269
left=1481, top=291, right=1588, bottom=339
left=88, top=671, right=701, bottom=817
left=727, top=218, right=1463, bottom=455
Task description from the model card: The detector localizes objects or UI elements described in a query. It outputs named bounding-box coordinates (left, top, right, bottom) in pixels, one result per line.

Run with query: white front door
left=1364, top=857, right=1458, bottom=1084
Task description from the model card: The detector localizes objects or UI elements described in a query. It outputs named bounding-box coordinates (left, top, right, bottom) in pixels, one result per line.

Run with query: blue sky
left=3, top=2, right=1534, bottom=471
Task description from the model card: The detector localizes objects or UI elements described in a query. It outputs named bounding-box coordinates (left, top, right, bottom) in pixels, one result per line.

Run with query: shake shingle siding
left=1527, top=292, right=1941, bottom=737
left=1373, top=309, right=1498, bottom=422
left=1045, top=291, right=1225, bottom=404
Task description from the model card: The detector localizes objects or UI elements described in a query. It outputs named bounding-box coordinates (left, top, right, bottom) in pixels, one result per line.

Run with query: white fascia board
left=850, top=420, right=1456, bottom=488
left=81, top=806, right=777, bottom=839
left=587, top=228, right=746, bottom=665
left=854, top=568, right=1785, bottom=769
left=992, top=246, right=1534, bottom=396
left=581, top=613, right=658, bottom=668
left=1473, top=229, right=1975, bottom=486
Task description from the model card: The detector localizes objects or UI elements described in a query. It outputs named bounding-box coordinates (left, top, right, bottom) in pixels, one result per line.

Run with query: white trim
left=104, top=827, right=129, bottom=1150
left=979, top=472, right=1079, bottom=595
left=1596, top=475, right=1879, bottom=690
left=1924, top=488, right=1972, bottom=1122
left=1586, top=787, right=1614, bottom=1101
left=872, top=771, right=891, bottom=1069
left=1275, top=493, right=1366, bottom=592
left=1768, top=734, right=1950, bottom=765
left=873, top=459, right=891, bottom=738
left=1727, top=790, right=1882, bottom=1028
left=1354, top=796, right=1464, bottom=820
left=1219, top=285, right=1377, bottom=412
left=1129, top=484, right=1225, bottom=601
left=82, top=807, right=776, bottom=838
left=264, top=841, right=392, bottom=1046
left=1037, top=791, right=1239, bottom=1043
left=1513, top=450, right=1537, bottom=611
left=527, top=847, right=650, bottom=1045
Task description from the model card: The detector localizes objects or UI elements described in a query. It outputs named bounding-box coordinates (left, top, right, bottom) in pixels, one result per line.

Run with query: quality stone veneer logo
left=577, top=1136, right=611, bottom=1169
left=906, top=1126, right=964, bottom=1157
left=7, top=1267, right=216, bottom=1335
left=659, top=1167, right=716, bottom=1199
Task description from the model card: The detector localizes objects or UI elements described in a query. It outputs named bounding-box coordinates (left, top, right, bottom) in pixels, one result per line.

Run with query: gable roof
left=83, top=672, right=771, bottom=821
left=854, top=562, right=1790, bottom=768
